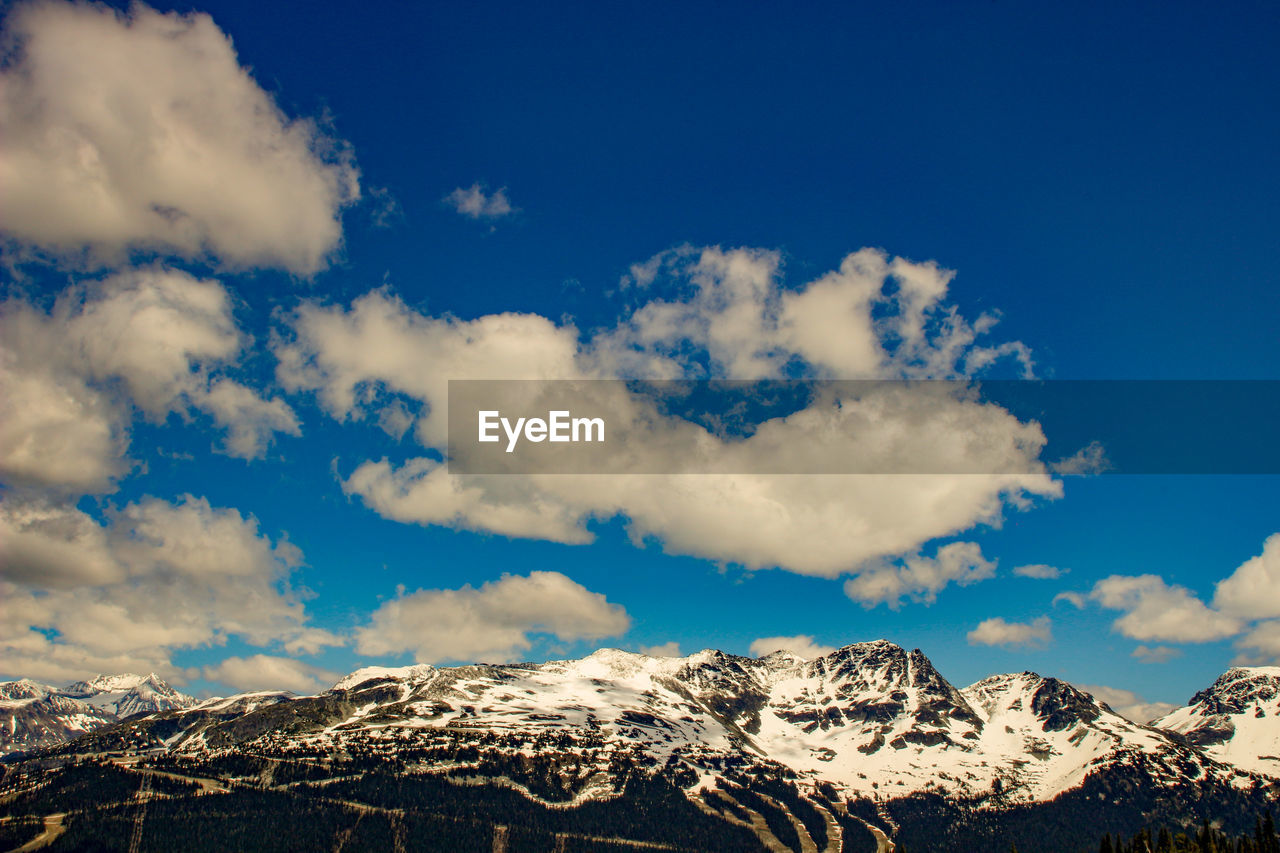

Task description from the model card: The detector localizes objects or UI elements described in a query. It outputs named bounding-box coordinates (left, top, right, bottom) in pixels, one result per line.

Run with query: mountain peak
left=0, top=678, right=55, bottom=701
left=1187, top=666, right=1280, bottom=714
left=332, top=664, right=437, bottom=692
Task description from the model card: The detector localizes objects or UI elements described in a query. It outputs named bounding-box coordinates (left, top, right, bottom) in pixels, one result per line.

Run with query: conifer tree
left=1100, top=833, right=1115, bottom=853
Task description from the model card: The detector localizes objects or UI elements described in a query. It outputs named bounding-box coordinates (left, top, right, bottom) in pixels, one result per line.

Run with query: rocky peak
left=1185, top=667, right=1280, bottom=717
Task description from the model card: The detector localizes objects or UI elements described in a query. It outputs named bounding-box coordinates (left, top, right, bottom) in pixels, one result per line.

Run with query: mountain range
left=3, top=642, right=1279, bottom=852
left=0, top=672, right=194, bottom=755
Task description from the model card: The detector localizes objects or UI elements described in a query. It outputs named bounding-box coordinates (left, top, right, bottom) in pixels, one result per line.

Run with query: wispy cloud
left=1075, top=683, right=1177, bottom=724
left=444, top=184, right=515, bottom=220
left=1013, top=563, right=1064, bottom=579
left=1132, top=645, right=1182, bottom=664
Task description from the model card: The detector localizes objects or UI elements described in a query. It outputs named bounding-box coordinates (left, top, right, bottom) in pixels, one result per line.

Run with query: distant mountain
left=62, top=672, right=195, bottom=718
left=5, top=647, right=1280, bottom=852
left=0, top=672, right=194, bottom=755
left=1155, top=665, right=1280, bottom=776
left=0, top=683, right=117, bottom=755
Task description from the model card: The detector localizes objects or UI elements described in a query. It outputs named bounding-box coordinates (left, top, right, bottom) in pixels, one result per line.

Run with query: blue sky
left=0, top=0, right=1277, bottom=718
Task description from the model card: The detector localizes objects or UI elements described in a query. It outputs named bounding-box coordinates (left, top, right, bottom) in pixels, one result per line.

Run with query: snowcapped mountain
left=958, top=672, right=1215, bottom=801
left=0, top=672, right=194, bottom=754
left=62, top=672, right=195, bottom=718
left=39, top=642, right=1255, bottom=807
left=10, top=645, right=1280, bottom=853
left=1154, top=666, right=1280, bottom=777
left=0, top=683, right=117, bottom=754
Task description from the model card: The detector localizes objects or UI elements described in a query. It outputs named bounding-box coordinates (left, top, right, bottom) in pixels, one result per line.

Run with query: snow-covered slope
left=961, top=672, right=1212, bottom=800
left=0, top=672, right=195, bottom=753
left=10, top=647, right=1271, bottom=814
left=1155, top=666, right=1280, bottom=777
left=67, top=640, right=1247, bottom=808
left=0, top=678, right=55, bottom=702
left=63, top=672, right=195, bottom=717
left=0, top=682, right=117, bottom=754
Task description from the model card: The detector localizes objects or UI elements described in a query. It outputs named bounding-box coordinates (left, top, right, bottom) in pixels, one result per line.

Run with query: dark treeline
left=1098, top=814, right=1280, bottom=853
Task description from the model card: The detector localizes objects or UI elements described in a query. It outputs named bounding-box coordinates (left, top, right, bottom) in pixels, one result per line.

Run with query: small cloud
left=1051, top=441, right=1111, bottom=476
left=1014, top=564, right=1064, bottom=579
left=1075, top=683, right=1178, bottom=724
left=1132, top=644, right=1182, bottom=664
left=748, top=635, right=836, bottom=660
left=967, top=616, right=1052, bottom=649
left=639, top=641, right=682, bottom=657
left=844, top=542, right=996, bottom=609
left=367, top=186, right=404, bottom=229
left=1053, top=591, right=1087, bottom=609
left=444, top=183, right=515, bottom=220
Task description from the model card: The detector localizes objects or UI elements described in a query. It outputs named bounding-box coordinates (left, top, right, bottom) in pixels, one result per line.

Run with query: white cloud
left=278, top=249, right=1059, bottom=580
left=0, top=269, right=298, bottom=493
left=639, top=642, right=682, bottom=657
left=967, top=615, right=1052, bottom=648
left=1075, top=683, right=1177, bottom=724
left=0, top=500, right=121, bottom=588
left=354, top=571, right=630, bottom=664
left=341, top=458, right=594, bottom=545
left=1053, top=591, right=1087, bottom=609
left=202, top=655, right=337, bottom=695
left=444, top=184, right=514, bottom=220
left=1212, top=533, right=1280, bottom=621
left=1013, top=564, right=1064, bottom=579
left=0, top=495, right=337, bottom=684
left=0, top=337, right=128, bottom=494
left=1090, top=574, right=1242, bottom=643
left=844, top=541, right=997, bottom=608
left=748, top=635, right=836, bottom=660
left=1132, top=645, right=1182, bottom=664
left=1232, top=621, right=1280, bottom=664
left=0, top=1, right=358, bottom=273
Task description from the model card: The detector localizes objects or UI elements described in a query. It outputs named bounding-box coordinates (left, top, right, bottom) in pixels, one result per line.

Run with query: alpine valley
left=2, top=642, right=1279, bottom=852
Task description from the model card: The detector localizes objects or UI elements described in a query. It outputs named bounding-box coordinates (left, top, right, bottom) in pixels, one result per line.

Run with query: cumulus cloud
left=1212, top=534, right=1280, bottom=621
left=0, top=269, right=298, bottom=493
left=1232, top=621, right=1280, bottom=664
left=1132, top=645, right=1182, bottom=664
left=203, top=654, right=337, bottom=695
left=844, top=541, right=997, bottom=608
left=0, top=495, right=337, bottom=684
left=354, top=571, right=630, bottom=664
left=1074, top=684, right=1178, bottom=724
left=278, top=248, right=1059, bottom=580
left=1013, top=564, right=1064, bottom=579
left=444, top=184, right=514, bottom=220
left=639, top=642, right=682, bottom=657
left=967, top=615, right=1052, bottom=648
left=0, top=1, right=358, bottom=273
left=1090, top=574, right=1242, bottom=643
left=748, top=635, right=837, bottom=659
